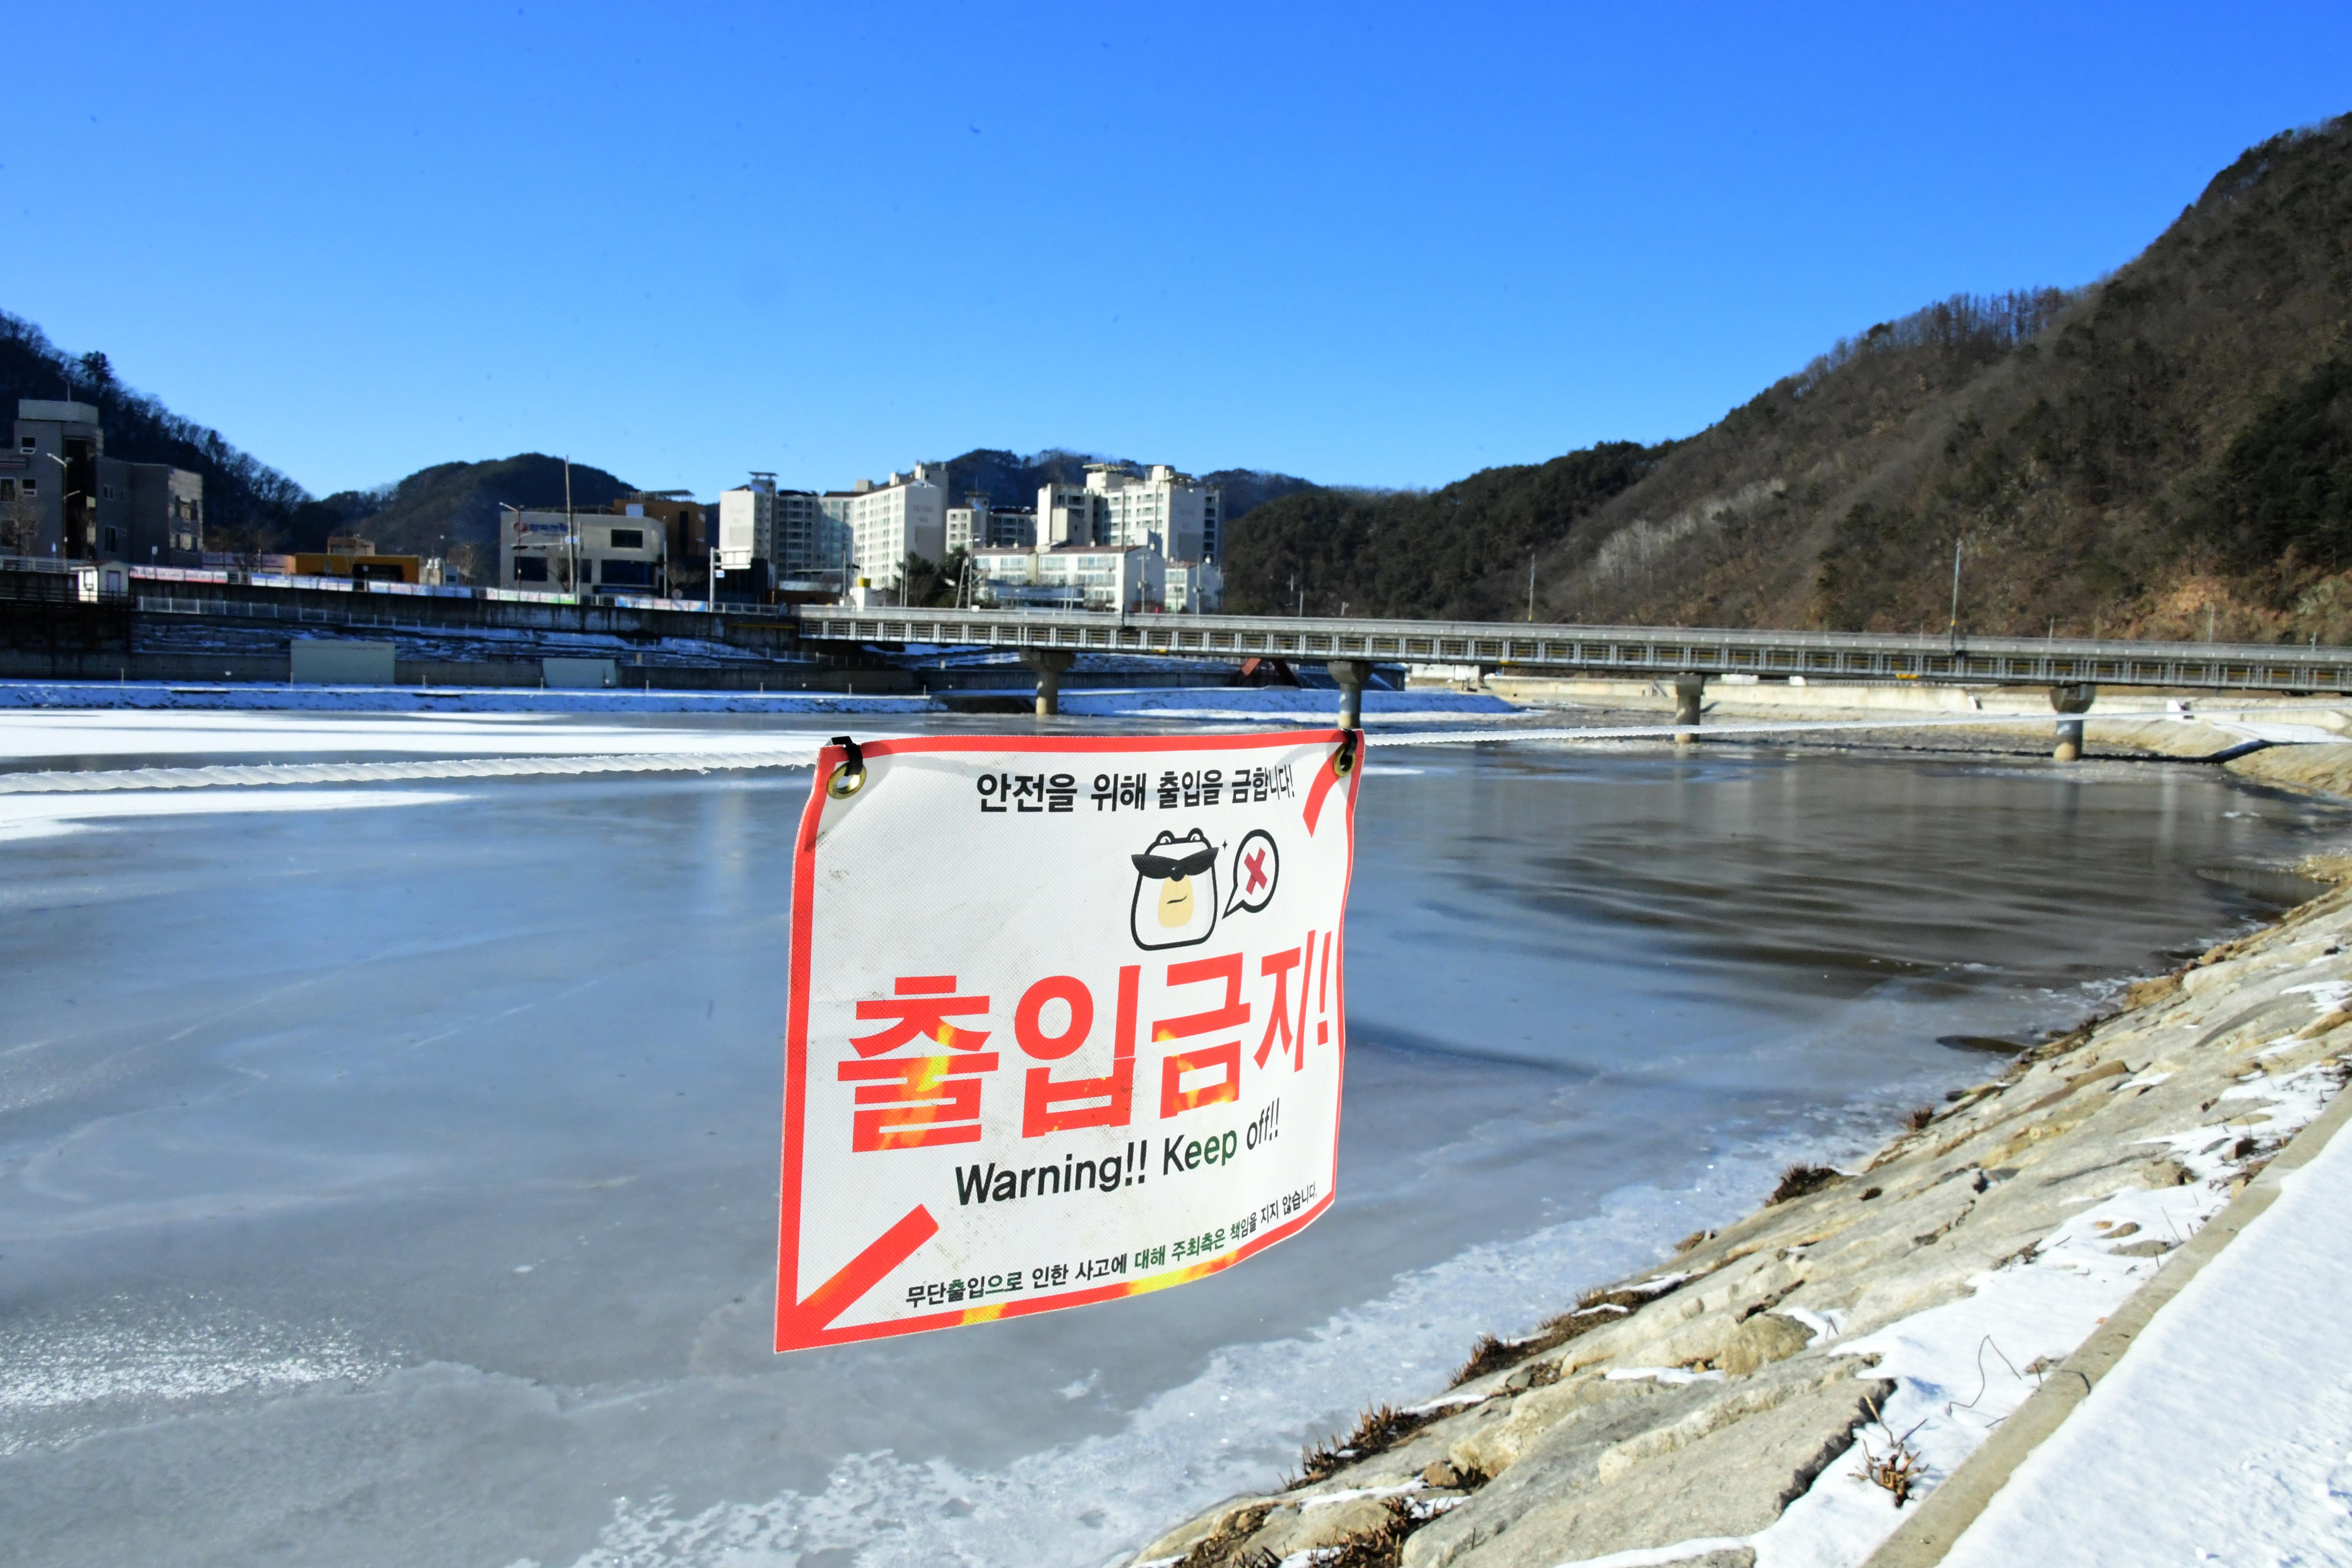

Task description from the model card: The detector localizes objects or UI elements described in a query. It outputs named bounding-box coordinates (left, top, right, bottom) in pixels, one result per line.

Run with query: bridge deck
left=796, top=606, right=2352, bottom=693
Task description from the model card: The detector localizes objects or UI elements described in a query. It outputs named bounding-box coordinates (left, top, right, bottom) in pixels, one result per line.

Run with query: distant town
left=0, top=397, right=1223, bottom=615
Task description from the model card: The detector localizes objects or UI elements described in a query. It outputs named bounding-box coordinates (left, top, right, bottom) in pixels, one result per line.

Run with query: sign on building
left=776, top=730, right=1361, bottom=1351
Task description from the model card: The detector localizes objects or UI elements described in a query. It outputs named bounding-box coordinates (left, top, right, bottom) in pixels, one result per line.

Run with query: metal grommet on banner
left=1332, top=730, right=1359, bottom=776
left=826, top=734, right=866, bottom=799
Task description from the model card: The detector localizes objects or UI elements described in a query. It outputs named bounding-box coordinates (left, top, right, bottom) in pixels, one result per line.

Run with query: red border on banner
left=775, top=728, right=1361, bottom=1351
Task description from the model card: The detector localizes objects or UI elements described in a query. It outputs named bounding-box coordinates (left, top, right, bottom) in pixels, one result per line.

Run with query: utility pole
left=1947, top=537, right=1964, bottom=649
left=564, top=458, right=576, bottom=596
left=1527, top=555, right=1536, bottom=622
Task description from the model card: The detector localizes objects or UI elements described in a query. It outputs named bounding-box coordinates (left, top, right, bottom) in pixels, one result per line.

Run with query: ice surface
left=0, top=787, right=467, bottom=841
left=1056, top=686, right=1515, bottom=721
left=0, top=713, right=2341, bottom=1567
left=0, top=680, right=939, bottom=717
left=0, top=709, right=887, bottom=765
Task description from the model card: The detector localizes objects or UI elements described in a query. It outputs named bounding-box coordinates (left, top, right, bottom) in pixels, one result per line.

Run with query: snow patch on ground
left=1547, top=1066, right=2350, bottom=1568
left=1941, top=1076, right=2352, bottom=1567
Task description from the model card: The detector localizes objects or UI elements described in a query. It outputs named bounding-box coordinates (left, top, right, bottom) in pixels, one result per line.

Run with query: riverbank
left=1480, top=674, right=2352, bottom=800
left=1130, top=861, right=2352, bottom=1568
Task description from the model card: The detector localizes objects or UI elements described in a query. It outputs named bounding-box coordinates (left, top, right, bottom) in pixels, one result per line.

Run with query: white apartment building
left=716, top=475, right=771, bottom=571
left=720, top=474, right=852, bottom=580
left=945, top=495, right=1038, bottom=554
left=969, top=543, right=1165, bottom=613
left=1037, top=482, right=1110, bottom=548
left=822, top=464, right=950, bottom=591
left=1035, top=463, right=1224, bottom=561
left=1164, top=558, right=1224, bottom=613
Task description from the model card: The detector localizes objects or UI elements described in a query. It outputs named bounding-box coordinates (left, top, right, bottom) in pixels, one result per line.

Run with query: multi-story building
left=968, top=543, right=1166, bottom=613
left=821, top=464, right=949, bottom=593
left=611, top=491, right=706, bottom=569
left=1037, top=481, right=1111, bottom=549
left=1034, top=463, right=1222, bottom=561
left=1164, top=558, right=1224, bottom=613
left=8, top=400, right=204, bottom=564
left=716, top=474, right=772, bottom=573
left=946, top=494, right=1037, bottom=553
left=0, top=453, right=33, bottom=556
left=497, top=506, right=669, bottom=596
left=776, top=490, right=840, bottom=577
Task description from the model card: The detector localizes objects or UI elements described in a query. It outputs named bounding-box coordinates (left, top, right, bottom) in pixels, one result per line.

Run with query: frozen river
left=0, top=710, right=2340, bottom=1566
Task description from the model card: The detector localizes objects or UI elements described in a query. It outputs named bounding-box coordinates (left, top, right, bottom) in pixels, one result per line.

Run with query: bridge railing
left=792, top=606, right=2352, bottom=693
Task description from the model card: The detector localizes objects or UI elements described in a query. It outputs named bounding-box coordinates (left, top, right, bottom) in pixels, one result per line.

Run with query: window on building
left=102, top=526, right=119, bottom=552
left=516, top=557, right=550, bottom=583
left=600, top=560, right=653, bottom=587
left=608, top=528, right=644, bottom=549
left=17, top=437, right=31, bottom=452
left=101, top=485, right=113, bottom=500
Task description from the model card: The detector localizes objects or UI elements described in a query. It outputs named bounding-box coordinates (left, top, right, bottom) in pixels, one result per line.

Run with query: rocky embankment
left=1132, top=866, right=2352, bottom=1568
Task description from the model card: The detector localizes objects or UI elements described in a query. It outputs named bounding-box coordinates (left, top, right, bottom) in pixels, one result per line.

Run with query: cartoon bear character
left=1130, top=828, right=1219, bottom=950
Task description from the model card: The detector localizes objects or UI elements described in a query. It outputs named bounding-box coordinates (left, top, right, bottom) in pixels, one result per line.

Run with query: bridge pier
left=2051, top=681, right=2097, bottom=762
left=1328, top=659, right=1371, bottom=730
left=1672, top=672, right=1705, bottom=745
left=1024, top=649, right=1075, bottom=717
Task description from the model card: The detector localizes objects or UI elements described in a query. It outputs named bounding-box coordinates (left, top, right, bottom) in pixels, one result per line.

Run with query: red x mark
left=1243, top=847, right=1269, bottom=894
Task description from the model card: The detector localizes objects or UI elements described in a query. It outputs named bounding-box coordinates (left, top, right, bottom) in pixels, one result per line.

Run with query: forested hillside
left=0, top=313, right=634, bottom=577
left=1228, top=113, right=2352, bottom=643
left=301, top=457, right=632, bottom=580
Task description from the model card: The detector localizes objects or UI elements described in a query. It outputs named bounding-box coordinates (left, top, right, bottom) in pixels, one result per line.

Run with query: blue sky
left=10, top=2, right=2352, bottom=499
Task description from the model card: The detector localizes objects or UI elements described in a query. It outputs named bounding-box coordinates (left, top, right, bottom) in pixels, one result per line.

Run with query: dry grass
left=1905, top=1105, right=1938, bottom=1131
left=1451, top=1333, right=1519, bottom=1386
left=1853, top=1395, right=1928, bottom=1508
left=1447, top=1276, right=1688, bottom=1388
left=1311, top=1498, right=1420, bottom=1568
left=1296, top=1404, right=1436, bottom=1485
left=1769, top=1163, right=1843, bottom=1204
left=1176, top=1504, right=1275, bottom=1568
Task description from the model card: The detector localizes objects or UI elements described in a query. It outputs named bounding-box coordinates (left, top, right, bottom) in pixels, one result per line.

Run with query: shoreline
left=1128, top=858, right=2352, bottom=1568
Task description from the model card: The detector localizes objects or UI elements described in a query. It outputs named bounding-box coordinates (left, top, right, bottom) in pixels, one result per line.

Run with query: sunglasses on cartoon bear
left=1131, top=844, right=1217, bottom=880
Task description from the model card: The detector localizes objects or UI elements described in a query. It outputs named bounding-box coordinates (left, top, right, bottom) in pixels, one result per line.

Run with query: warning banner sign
left=776, top=729, right=1361, bottom=1351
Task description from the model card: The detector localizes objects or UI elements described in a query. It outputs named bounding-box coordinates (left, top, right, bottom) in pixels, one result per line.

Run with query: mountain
left=0, top=313, right=309, bottom=544
left=1227, top=113, right=2352, bottom=644
left=300, top=456, right=633, bottom=578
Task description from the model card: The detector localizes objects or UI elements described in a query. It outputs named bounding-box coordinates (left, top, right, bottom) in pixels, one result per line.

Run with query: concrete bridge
left=796, top=604, right=2352, bottom=757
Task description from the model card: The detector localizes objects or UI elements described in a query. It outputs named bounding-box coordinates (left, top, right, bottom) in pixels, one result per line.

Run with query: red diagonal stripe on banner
left=778, top=1203, right=939, bottom=1348
left=1303, top=744, right=1350, bottom=833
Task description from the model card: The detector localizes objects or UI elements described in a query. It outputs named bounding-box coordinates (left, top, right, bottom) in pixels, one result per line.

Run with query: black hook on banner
left=1332, top=729, right=1359, bottom=777
left=827, top=734, right=867, bottom=799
